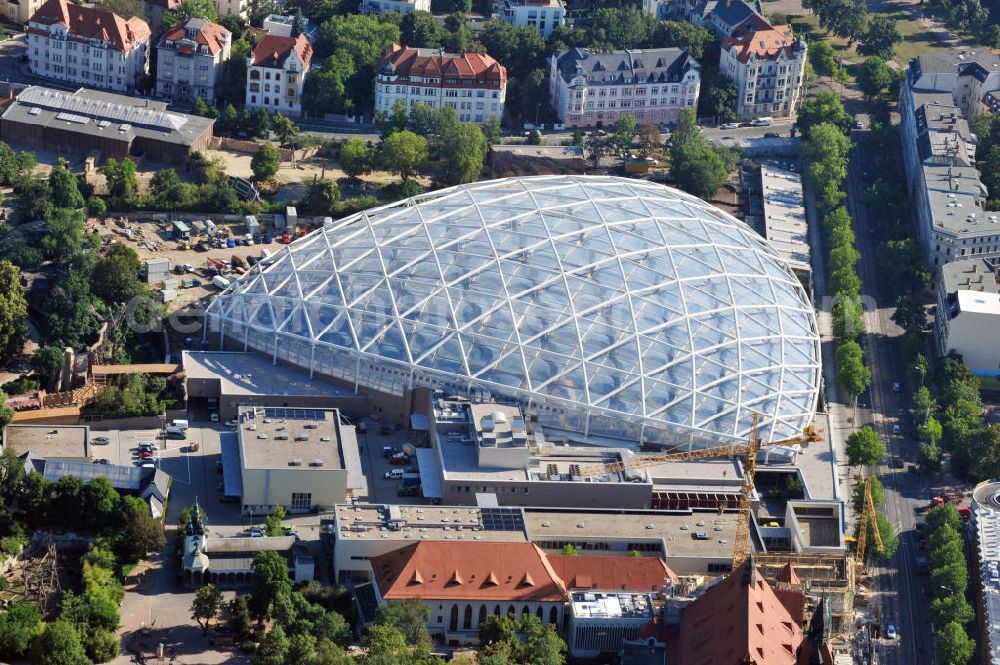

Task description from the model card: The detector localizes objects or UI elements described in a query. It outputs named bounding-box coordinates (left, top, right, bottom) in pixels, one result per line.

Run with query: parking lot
left=354, top=420, right=431, bottom=505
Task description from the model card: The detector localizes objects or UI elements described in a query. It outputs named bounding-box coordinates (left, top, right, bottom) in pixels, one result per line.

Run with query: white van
left=172, top=419, right=189, bottom=430
left=752, top=117, right=774, bottom=126
left=165, top=426, right=186, bottom=440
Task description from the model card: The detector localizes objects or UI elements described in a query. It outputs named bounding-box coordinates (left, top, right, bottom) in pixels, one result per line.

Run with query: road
left=842, top=128, right=969, bottom=664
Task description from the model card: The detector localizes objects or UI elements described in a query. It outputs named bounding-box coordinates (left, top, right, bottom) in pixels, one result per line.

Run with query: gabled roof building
left=245, top=33, right=312, bottom=117
left=375, top=44, right=507, bottom=125
left=549, top=47, right=700, bottom=128
left=27, top=0, right=150, bottom=92
left=156, top=17, right=231, bottom=105
left=719, top=20, right=807, bottom=120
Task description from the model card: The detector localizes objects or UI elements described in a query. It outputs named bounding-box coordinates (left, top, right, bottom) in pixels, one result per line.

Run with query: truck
left=401, top=472, right=421, bottom=487
left=212, top=275, right=231, bottom=290
left=625, top=157, right=658, bottom=174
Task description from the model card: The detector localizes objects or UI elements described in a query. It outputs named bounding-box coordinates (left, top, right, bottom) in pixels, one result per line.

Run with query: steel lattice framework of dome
left=206, top=176, right=821, bottom=448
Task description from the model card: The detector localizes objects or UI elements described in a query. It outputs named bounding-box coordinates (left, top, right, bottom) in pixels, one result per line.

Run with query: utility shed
left=145, top=258, right=170, bottom=284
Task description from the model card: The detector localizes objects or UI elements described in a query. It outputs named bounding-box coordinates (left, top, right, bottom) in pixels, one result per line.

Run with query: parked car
left=892, top=382, right=902, bottom=392
left=398, top=485, right=420, bottom=497
left=719, top=122, right=739, bottom=130
left=885, top=624, right=897, bottom=640
left=138, top=442, right=159, bottom=451
left=210, top=412, right=220, bottom=422
left=382, top=446, right=401, bottom=458
left=92, top=436, right=110, bottom=444
left=226, top=419, right=239, bottom=427
left=385, top=468, right=405, bottom=479
left=95, top=459, right=111, bottom=464
left=249, top=527, right=264, bottom=537
left=892, top=424, right=902, bottom=434
left=763, top=132, right=780, bottom=138
left=390, top=453, right=410, bottom=465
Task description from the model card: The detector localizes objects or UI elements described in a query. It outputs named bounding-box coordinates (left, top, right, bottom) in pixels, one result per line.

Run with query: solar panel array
left=262, top=407, right=326, bottom=421
left=480, top=507, right=525, bottom=532
left=42, top=459, right=147, bottom=490
left=18, top=87, right=188, bottom=131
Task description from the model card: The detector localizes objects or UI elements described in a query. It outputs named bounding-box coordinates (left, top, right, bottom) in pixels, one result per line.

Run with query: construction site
left=0, top=535, right=85, bottom=619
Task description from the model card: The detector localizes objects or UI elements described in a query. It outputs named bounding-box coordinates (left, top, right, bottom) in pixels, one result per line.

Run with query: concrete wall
left=441, top=476, right=652, bottom=509
left=241, top=466, right=349, bottom=514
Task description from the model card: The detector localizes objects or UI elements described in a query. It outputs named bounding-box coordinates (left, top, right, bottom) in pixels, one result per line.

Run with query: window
left=291, top=493, right=311, bottom=511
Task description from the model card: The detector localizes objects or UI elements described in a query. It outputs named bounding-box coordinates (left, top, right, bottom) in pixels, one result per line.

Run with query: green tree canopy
left=339, top=139, right=373, bottom=180
left=101, top=158, right=139, bottom=210
left=251, top=143, right=281, bottom=181
left=374, top=599, right=431, bottom=648
left=835, top=340, right=871, bottom=397
left=116, top=495, right=165, bottom=564
left=250, top=550, right=293, bottom=621
left=936, top=621, right=974, bottom=665
left=857, top=56, right=893, bottom=99
left=0, top=604, right=43, bottom=659
left=797, top=93, right=852, bottom=135
left=29, top=620, right=89, bottom=665
left=191, top=584, right=223, bottom=635
left=0, top=260, right=28, bottom=363
left=857, top=15, right=902, bottom=60
left=48, top=161, right=84, bottom=209
left=845, top=426, right=886, bottom=466
left=90, top=243, right=144, bottom=305
left=808, top=40, right=837, bottom=76
left=381, top=131, right=428, bottom=181
left=440, top=123, right=488, bottom=185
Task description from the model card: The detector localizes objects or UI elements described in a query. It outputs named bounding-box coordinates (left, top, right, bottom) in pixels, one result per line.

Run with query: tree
left=0, top=143, right=35, bottom=186
left=48, top=161, right=84, bottom=209
left=150, top=168, right=192, bottom=209
left=265, top=505, right=287, bottom=536
left=339, top=139, right=373, bottom=180
left=638, top=124, right=662, bottom=155
left=876, top=238, right=930, bottom=296
left=251, top=144, right=281, bottom=181
left=159, top=0, right=217, bottom=30
left=919, top=441, right=943, bottom=471
left=299, top=179, right=340, bottom=216
left=797, top=93, right=852, bottom=135
left=927, top=503, right=964, bottom=534
left=41, top=208, right=86, bottom=263
left=648, top=21, right=713, bottom=58
left=561, top=543, right=578, bottom=556
left=96, top=0, right=146, bottom=17
left=381, top=131, right=428, bottom=182
left=485, top=116, right=501, bottom=146
left=936, top=621, right=975, bottom=665
left=100, top=157, right=139, bottom=210
left=845, top=426, right=885, bottom=467
left=918, top=415, right=943, bottom=444
left=90, top=243, right=144, bottom=305
left=191, top=584, right=223, bottom=635
left=255, top=625, right=290, bottom=665
left=400, top=10, right=441, bottom=48
left=440, top=123, right=488, bottom=185
left=669, top=109, right=729, bottom=199
left=835, top=340, right=871, bottom=398
left=84, top=628, right=118, bottom=664
left=374, top=599, right=431, bottom=648
left=930, top=594, right=974, bottom=629
left=314, top=14, right=400, bottom=111
left=250, top=551, right=292, bottom=621
left=697, top=66, right=738, bottom=123
left=857, top=57, right=892, bottom=99
left=82, top=477, right=121, bottom=532
left=526, top=129, right=542, bottom=145
left=29, top=620, right=90, bottom=665
left=808, top=40, right=837, bottom=76
left=116, top=495, right=165, bottom=564
left=858, top=15, right=902, bottom=60
left=0, top=393, right=12, bottom=438
left=479, top=614, right=566, bottom=665
left=0, top=446, right=25, bottom=504
left=832, top=294, right=864, bottom=340
left=610, top=114, right=638, bottom=154
left=191, top=97, right=209, bottom=117
left=0, top=604, right=43, bottom=659
left=301, top=53, right=356, bottom=117
left=272, top=113, right=298, bottom=149
left=0, top=260, right=28, bottom=363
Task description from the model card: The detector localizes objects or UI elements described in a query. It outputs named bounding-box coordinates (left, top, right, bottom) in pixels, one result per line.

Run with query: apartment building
left=0, top=0, right=45, bottom=26
left=899, top=52, right=1000, bottom=267
left=27, top=0, right=150, bottom=93
left=549, top=47, right=700, bottom=128
left=935, top=259, right=1000, bottom=376
left=156, top=17, right=230, bottom=106
left=245, top=33, right=312, bottom=118
left=375, top=44, right=506, bottom=125
left=360, top=0, right=429, bottom=14
left=212, top=0, right=247, bottom=18
left=719, top=18, right=807, bottom=120
left=644, top=0, right=762, bottom=39
left=494, top=0, right=565, bottom=38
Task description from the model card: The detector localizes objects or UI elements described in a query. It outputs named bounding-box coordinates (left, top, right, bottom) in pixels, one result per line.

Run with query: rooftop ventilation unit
left=309, top=459, right=325, bottom=467
left=289, top=458, right=302, bottom=466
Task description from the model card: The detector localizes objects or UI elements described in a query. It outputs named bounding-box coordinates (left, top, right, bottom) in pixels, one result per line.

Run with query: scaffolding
left=754, top=552, right=856, bottom=634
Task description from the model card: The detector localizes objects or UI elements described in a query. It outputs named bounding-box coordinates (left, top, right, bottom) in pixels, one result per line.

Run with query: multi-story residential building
left=142, top=0, right=178, bottom=35
left=899, top=52, right=1000, bottom=268
left=719, top=18, right=807, bottom=121
left=360, top=0, right=429, bottom=14
left=935, top=258, right=1000, bottom=376
left=495, top=0, right=565, bottom=38
left=644, top=0, right=762, bottom=39
left=0, top=0, right=45, bottom=26
left=27, top=0, right=150, bottom=93
left=156, top=17, right=230, bottom=106
left=375, top=44, right=507, bottom=125
left=245, top=33, right=312, bottom=118
left=212, top=0, right=247, bottom=18
left=549, top=47, right=700, bottom=128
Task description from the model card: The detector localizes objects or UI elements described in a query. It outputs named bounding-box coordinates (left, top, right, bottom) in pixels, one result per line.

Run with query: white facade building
left=360, top=0, right=429, bottom=14
left=245, top=33, right=312, bottom=118
left=495, top=0, right=565, bottom=37
left=212, top=0, right=247, bottom=18
left=549, top=47, right=700, bottom=128
left=375, top=44, right=506, bottom=125
left=27, top=0, right=150, bottom=93
left=156, top=17, right=230, bottom=106
left=936, top=259, right=1000, bottom=377
left=719, top=18, right=807, bottom=120
left=262, top=13, right=295, bottom=37
left=0, top=0, right=45, bottom=26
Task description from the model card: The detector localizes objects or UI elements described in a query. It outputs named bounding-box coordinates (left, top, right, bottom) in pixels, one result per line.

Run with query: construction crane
left=855, top=476, right=883, bottom=574
left=575, top=415, right=821, bottom=570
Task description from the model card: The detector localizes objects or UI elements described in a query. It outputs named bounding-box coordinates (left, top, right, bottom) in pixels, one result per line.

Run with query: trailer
left=171, top=220, right=191, bottom=239
left=245, top=215, right=260, bottom=236
left=190, top=220, right=207, bottom=237
left=205, top=219, right=218, bottom=236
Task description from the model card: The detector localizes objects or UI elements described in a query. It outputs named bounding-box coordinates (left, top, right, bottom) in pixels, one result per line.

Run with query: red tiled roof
left=159, top=18, right=229, bottom=56
left=251, top=33, right=312, bottom=69
left=29, top=0, right=150, bottom=53
left=371, top=542, right=566, bottom=602
left=379, top=44, right=507, bottom=88
left=679, top=559, right=804, bottom=665
left=547, top=555, right=677, bottom=592
left=722, top=23, right=797, bottom=63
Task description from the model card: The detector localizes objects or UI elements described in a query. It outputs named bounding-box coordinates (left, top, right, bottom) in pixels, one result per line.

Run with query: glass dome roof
left=206, top=176, right=820, bottom=447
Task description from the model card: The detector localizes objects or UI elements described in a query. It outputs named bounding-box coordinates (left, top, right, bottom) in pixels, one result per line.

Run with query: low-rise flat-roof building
left=235, top=406, right=366, bottom=515
left=935, top=258, right=1000, bottom=377
left=360, top=0, right=429, bottom=13
left=0, top=86, right=214, bottom=166
left=3, top=424, right=90, bottom=461
left=495, top=0, right=565, bottom=37
left=182, top=351, right=370, bottom=420
left=743, top=161, right=811, bottom=292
